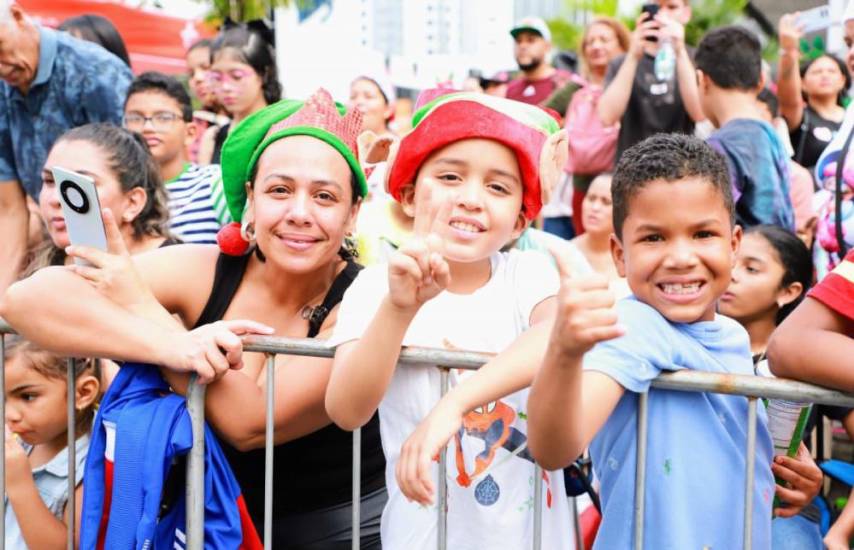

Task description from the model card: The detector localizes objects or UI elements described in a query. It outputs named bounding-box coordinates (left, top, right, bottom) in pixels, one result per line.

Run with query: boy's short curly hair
left=611, top=134, right=733, bottom=238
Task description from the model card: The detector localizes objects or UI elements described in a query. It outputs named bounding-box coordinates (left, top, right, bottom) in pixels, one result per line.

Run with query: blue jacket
left=80, top=363, right=261, bottom=549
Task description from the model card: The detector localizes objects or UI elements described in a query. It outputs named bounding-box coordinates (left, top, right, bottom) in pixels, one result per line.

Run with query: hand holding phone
left=795, top=5, right=831, bottom=34
left=641, top=3, right=660, bottom=42
left=51, top=166, right=107, bottom=266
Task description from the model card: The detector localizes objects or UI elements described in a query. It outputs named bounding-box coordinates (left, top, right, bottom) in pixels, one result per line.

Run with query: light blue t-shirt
left=584, top=297, right=774, bottom=550
left=4, top=434, right=89, bottom=549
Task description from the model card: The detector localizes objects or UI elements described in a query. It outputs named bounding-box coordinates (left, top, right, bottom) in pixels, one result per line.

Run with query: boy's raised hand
left=778, top=13, right=804, bottom=54
left=388, top=190, right=453, bottom=311
left=549, top=245, right=624, bottom=359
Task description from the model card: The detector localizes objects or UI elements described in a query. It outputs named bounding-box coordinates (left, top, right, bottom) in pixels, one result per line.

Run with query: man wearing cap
left=0, top=0, right=131, bottom=294
left=506, top=16, right=573, bottom=107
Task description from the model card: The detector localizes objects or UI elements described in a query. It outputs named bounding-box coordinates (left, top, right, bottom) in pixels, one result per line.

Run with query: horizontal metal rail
left=3, top=321, right=854, bottom=550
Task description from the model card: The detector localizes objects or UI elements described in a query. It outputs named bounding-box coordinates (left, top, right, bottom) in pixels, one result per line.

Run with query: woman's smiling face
left=247, top=135, right=360, bottom=273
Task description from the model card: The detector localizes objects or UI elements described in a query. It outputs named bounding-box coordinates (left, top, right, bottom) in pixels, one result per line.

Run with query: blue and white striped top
left=165, top=163, right=230, bottom=244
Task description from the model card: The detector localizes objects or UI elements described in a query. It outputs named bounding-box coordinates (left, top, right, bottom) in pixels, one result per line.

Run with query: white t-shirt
left=329, top=249, right=574, bottom=550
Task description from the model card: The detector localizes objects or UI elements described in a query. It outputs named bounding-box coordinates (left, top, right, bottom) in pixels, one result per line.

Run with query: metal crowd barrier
left=3, top=320, right=854, bottom=550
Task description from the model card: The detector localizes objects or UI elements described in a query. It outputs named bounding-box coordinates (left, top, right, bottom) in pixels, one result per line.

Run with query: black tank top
left=790, top=106, right=842, bottom=172
left=192, top=253, right=386, bottom=527
left=211, top=123, right=230, bottom=165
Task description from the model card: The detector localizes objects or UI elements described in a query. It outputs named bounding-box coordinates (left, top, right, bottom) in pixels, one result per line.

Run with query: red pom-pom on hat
left=217, top=222, right=250, bottom=256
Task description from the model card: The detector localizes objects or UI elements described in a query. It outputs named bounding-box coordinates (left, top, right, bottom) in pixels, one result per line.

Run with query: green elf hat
left=220, top=88, right=368, bottom=223
left=385, top=90, right=562, bottom=220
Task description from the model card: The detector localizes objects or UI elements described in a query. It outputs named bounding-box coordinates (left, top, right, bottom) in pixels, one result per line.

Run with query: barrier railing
left=3, top=320, right=854, bottom=550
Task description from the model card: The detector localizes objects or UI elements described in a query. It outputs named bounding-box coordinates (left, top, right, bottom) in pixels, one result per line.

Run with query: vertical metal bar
left=1, top=333, right=5, bottom=547
left=66, top=358, right=76, bottom=550
left=532, top=464, right=543, bottom=550
left=437, top=368, right=449, bottom=550
left=743, top=398, right=758, bottom=550
left=633, top=392, right=649, bottom=550
left=264, top=354, right=276, bottom=549
left=352, top=427, right=361, bottom=550
left=185, top=376, right=205, bottom=550
left=570, top=496, right=583, bottom=550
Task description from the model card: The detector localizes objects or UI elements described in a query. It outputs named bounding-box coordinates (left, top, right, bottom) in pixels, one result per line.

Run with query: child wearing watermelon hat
left=325, top=91, right=574, bottom=549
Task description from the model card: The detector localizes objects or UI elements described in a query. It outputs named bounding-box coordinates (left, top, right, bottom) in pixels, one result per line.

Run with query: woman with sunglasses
left=198, top=22, right=282, bottom=165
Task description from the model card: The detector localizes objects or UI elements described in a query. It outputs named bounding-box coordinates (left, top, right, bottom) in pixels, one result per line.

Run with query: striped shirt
left=165, top=163, right=230, bottom=244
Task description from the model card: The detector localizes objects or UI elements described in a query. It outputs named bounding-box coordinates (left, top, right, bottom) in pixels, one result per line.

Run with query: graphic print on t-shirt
left=443, top=339, right=553, bottom=510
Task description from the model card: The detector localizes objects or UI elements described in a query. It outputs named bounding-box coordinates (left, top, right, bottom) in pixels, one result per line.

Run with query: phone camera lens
left=59, top=180, right=90, bottom=214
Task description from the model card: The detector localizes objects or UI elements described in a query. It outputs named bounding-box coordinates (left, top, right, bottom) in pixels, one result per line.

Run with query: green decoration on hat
left=220, top=89, right=368, bottom=222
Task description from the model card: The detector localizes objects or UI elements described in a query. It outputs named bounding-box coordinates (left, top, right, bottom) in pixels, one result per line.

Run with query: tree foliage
left=548, top=0, right=751, bottom=52
left=193, top=0, right=296, bottom=23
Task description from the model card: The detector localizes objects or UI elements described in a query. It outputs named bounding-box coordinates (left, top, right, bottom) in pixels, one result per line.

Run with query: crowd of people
left=0, top=0, right=853, bottom=548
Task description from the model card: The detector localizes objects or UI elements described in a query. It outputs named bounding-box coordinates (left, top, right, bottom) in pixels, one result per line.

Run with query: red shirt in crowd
left=809, top=248, right=854, bottom=320
left=506, top=69, right=573, bottom=106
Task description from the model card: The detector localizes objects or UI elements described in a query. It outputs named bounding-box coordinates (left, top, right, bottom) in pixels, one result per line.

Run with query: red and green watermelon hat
left=385, top=91, right=561, bottom=220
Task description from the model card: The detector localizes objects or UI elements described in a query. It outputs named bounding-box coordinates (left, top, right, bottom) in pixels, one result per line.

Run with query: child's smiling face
left=402, top=138, right=528, bottom=263
left=611, top=177, right=741, bottom=323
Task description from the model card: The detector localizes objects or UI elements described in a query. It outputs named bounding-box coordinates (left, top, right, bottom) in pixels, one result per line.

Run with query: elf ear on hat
left=384, top=91, right=561, bottom=220
left=216, top=88, right=367, bottom=255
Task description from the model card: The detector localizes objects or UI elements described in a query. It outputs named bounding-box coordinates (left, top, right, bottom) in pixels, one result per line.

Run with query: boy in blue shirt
left=528, top=133, right=777, bottom=549
left=698, top=26, right=795, bottom=231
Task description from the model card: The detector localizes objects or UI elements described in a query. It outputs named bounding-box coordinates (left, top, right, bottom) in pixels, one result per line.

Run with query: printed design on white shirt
left=443, top=339, right=553, bottom=510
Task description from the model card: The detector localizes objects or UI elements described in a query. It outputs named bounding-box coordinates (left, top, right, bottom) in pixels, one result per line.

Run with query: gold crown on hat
left=265, top=88, right=363, bottom=158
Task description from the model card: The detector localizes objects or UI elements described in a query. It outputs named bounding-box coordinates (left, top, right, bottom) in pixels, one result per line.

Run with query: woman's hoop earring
left=240, top=220, right=255, bottom=243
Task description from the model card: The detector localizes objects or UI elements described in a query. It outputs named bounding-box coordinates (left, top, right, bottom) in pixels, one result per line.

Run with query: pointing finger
left=428, top=193, right=454, bottom=251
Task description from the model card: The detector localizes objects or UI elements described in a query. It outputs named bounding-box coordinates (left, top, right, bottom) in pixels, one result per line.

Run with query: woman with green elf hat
left=2, top=89, right=387, bottom=548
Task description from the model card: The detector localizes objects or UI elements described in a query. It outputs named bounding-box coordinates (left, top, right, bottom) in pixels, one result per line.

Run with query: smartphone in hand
left=641, top=3, right=660, bottom=42
left=796, top=5, right=831, bottom=34
left=51, top=166, right=107, bottom=266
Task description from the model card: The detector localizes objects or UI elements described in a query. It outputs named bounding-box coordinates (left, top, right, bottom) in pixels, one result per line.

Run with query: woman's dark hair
left=58, top=123, right=170, bottom=239
left=210, top=23, right=282, bottom=105
left=187, top=38, right=212, bottom=55
left=59, top=14, right=131, bottom=67
left=24, top=124, right=171, bottom=276
left=746, top=225, right=813, bottom=325
left=800, top=53, right=851, bottom=107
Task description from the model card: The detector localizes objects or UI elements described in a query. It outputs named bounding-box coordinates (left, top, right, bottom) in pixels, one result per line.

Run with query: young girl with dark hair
left=719, top=224, right=823, bottom=550
left=719, top=224, right=813, bottom=361
left=3, top=336, right=100, bottom=549
left=199, top=22, right=282, bottom=165
left=27, top=123, right=175, bottom=276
